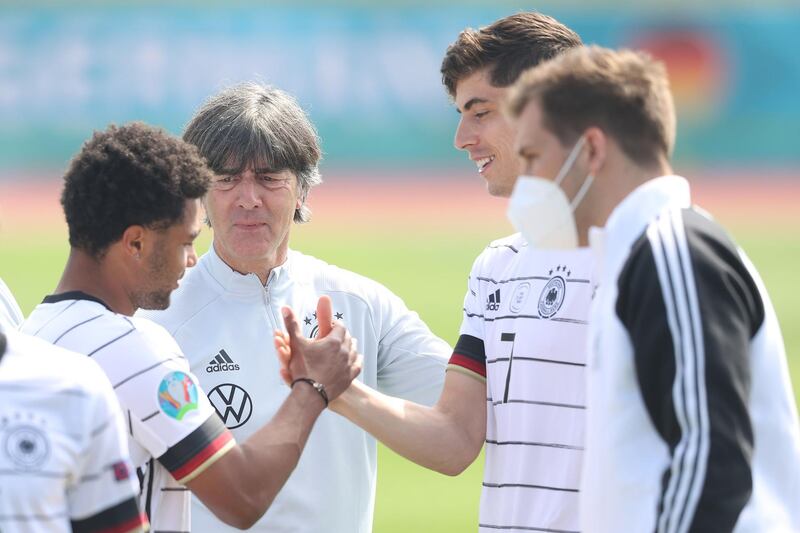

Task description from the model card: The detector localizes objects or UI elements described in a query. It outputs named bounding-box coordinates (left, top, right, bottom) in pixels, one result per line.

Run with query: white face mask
left=507, top=136, right=594, bottom=249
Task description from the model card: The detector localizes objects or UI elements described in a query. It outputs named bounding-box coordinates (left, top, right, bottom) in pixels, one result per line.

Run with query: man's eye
left=219, top=176, right=234, bottom=183
left=475, top=111, right=490, bottom=119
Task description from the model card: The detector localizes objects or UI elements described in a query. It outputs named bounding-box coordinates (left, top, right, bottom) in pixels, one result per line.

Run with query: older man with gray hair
left=140, top=82, right=449, bottom=533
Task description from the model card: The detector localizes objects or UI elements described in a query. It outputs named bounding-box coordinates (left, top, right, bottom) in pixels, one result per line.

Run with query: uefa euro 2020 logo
left=158, top=371, right=199, bottom=420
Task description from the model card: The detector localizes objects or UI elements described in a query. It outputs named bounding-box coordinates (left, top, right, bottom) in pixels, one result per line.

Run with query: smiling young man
left=21, top=122, right=361, bottom=532
left=138, top=83, right=450, bottom=533
left=452, top=67, right=520, bottom=197
left=276, top=13, right=594, bottom=533
left=506, top=45, right=800, bottom=532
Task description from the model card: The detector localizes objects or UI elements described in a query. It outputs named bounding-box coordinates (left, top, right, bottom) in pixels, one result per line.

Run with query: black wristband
left=291, top=377, right=329, bottom=407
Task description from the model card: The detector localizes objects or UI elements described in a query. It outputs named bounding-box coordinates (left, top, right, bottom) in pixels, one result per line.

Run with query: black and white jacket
left=581, top=176, right=800, bottom=533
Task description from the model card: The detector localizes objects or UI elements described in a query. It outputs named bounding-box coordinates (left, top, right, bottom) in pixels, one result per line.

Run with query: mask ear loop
left=554, top=135, right=594, bottom=212
left=554, top=135, right=587, bottom=187
left=570, top=174, right=595, bottom=211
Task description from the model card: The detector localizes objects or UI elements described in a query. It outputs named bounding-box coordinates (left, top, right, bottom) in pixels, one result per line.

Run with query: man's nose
left=186, top=246, right=198, bottom=268
left=237, top=176, right=262, bottom=209
left=454, top=117, right=477, bottom=151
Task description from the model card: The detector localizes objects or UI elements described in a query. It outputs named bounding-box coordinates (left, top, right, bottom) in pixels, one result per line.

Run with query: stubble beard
left=132, top=244, right=174, bottom=311
left=135, top=289, right=172, bottom=311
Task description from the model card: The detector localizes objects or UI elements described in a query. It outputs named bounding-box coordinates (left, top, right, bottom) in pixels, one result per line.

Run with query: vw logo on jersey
left=538, top=276, right=566, bottom=319
left=4, top=425, right=49, bottom=470
left=509, top=282, right=532, bottom=313
left=158, top=371, right=199, bottom=421
left=208, top=383, right=253, bottom=429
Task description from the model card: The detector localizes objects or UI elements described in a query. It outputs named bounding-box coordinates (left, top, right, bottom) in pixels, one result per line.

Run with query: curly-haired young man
left=22, top=122, right=361, bottom=532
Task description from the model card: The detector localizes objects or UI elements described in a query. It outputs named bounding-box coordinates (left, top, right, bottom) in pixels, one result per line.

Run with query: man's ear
left=120, top=225, right=147, bottom=260
left=584, top=127, right=608, bottom=176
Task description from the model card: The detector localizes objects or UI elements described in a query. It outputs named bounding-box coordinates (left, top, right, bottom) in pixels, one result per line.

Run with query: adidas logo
left=486, top=288, right=501, bottom=311
left=206, top=349, right=240, bottom=373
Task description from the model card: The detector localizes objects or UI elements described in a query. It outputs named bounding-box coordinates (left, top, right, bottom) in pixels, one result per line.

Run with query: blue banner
left=0, top=6, right=797, bottom=170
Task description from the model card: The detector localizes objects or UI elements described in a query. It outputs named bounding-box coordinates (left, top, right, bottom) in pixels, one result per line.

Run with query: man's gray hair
left=183, top=82, right=322, bottom=223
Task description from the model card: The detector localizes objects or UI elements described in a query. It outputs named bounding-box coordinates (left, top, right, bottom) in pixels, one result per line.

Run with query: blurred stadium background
left=1, top=1, right=798, bottom=531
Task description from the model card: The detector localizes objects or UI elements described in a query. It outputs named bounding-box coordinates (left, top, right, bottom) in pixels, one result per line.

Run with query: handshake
left=273, top=296, right=362, bottom=407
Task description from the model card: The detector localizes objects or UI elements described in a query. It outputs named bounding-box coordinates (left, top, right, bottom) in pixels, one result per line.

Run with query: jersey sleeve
left=372, top=284, right=450, bottom=407
left=116, top=324, right=235, bottom=485
left=68, top=361, right=148, bottom=533
left=615, top=209, right=760, bottom=533
left=448, top=253, right=487, bottom=382
left=0, top=277, right=24, bottom=330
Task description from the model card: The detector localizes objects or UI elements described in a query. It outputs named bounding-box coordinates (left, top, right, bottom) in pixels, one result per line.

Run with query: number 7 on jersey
left=501, top=332, right=516, bottom=403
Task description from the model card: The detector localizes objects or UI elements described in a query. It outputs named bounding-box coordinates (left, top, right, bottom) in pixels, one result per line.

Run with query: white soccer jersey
left=21, top=292, right=236, bottom=532
left=139, top=246, right=449, bottom=533
left=0, top=277, right=24, bottom=330
left=449, top=234, right=594, bottom=533
left=0, top=327, right=145, bottom=533
left=583, top=176, right=800, bottom=532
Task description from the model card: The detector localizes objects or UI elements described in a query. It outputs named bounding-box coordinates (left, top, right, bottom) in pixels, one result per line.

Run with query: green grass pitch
left=1, top=218, right=798, bottom=532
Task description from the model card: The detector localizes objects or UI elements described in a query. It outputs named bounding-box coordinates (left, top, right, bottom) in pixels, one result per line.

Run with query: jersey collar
left=42, top=290, right=113, bottom=311
left=202, top=245, right=292, bottom=296
left=595, top=175, right=691, bottom=281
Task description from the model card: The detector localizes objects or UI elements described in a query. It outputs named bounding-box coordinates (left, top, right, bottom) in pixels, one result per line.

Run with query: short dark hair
left=441, top=12, right=582, bottom=98
left=506, top=45, right=676, bottom=167
left=183, top=83, right=322, bottom=224
left=62, top=122, right=213, bottom=257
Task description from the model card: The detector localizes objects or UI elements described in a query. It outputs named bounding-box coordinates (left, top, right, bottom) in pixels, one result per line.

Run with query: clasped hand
left=273, top=295, right=362, bottom=403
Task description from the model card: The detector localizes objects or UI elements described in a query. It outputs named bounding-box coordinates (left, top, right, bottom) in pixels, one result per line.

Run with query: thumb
left=282, top=306, right=304, bottom=349
left=316, top=295, right=333, bottom=338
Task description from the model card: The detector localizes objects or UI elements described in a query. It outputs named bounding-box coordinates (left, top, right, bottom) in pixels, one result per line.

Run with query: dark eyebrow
left=456, top=97, right=490, bottom=114
left=464, top=97, right=489, bottom=112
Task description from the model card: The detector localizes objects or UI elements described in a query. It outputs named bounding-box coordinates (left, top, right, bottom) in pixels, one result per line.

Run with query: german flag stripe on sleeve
left=448, top=334, right=486, bottom=380
left=157, top=414, right=236, bottom=484
left=71, top=498, right=148, bottom=533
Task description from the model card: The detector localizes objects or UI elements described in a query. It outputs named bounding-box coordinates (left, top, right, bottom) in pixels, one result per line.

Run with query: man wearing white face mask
left=277, top=13, right=596, bottom=533
left=506, top=45, right=800, bottom=532
left=508, top=135, right=594, bottom=249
